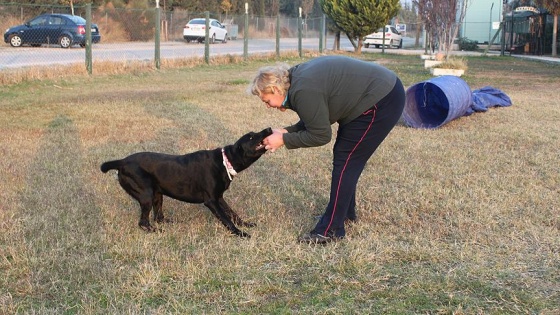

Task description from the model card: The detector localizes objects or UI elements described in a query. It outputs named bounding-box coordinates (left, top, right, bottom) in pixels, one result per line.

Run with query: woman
left=249, top=55, right=405, bottom=244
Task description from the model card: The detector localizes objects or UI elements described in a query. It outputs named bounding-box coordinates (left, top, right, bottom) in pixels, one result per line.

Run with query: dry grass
left=0, top=51, right=309, bottom=86
left=0, top=53, right=558, bottom=314
left=433, top=57, right=468, bottom=70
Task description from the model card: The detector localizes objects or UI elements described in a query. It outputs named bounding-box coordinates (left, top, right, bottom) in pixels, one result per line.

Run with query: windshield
left=188, top=19, right=206, bottom=25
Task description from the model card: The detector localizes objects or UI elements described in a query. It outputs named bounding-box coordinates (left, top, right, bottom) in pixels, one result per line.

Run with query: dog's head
left=226, top=127, right=272, bottom=172
left=236, top=127, right=273, bottom=157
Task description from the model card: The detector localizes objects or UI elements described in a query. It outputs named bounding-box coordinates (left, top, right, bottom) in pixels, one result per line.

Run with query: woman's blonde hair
left=248, top=63, right=291, bottom=97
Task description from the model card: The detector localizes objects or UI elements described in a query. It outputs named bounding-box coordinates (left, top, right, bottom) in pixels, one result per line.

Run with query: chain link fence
left=7, top=3, right=526, bottom=72
left=0, top=2, right=335, bottom=72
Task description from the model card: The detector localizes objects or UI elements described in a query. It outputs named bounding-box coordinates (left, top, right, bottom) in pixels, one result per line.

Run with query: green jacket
left=283, top=55, right=397, bottom=149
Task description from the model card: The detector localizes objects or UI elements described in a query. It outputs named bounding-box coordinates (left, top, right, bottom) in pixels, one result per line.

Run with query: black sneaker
left=297, top=232, right=342, bottom=244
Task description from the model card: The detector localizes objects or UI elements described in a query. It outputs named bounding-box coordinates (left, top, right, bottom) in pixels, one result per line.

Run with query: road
left=0, top=37, right=416, bottom=69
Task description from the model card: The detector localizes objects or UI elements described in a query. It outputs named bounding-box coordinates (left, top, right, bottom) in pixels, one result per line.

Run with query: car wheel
left=9, top=34, right=23, bottom=47
left=364, top=43, right=370, bottom=48
left=222, top=34, right=228, bottom=44
left=210, top=34, right=216, bottom=44
left=398, top=40, right=403, bottom=49
left=59, top=35, right=72, bottom=48
left=375, top=45, right=379, bottom=49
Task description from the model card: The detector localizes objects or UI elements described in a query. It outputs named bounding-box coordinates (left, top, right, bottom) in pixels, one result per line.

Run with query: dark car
left=4, top=13, right=101, bottom=48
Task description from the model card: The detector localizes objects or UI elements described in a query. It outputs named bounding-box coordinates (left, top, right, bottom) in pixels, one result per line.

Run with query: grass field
left=0, top=52, right=558, bottom=314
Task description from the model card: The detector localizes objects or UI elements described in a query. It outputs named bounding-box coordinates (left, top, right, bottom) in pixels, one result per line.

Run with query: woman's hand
left=264, top=129, right=287, bottom=152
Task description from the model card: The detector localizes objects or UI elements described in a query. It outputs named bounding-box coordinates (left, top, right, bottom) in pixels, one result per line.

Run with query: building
left=462, top=0, right=555, bottom=54
left=462, top=0, right=503, bottom=45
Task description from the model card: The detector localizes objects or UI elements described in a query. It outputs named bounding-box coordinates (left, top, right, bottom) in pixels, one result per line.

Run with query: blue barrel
left=403, top=76, right=473, bottom=129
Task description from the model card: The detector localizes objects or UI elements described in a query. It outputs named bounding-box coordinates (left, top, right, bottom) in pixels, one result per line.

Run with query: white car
left=183, top=18, right=227, bottom=44
left=364, top=25, right=402, bottom=49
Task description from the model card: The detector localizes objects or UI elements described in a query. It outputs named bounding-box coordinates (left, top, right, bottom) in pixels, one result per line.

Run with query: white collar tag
left=221, top=148, right=237, bottom=181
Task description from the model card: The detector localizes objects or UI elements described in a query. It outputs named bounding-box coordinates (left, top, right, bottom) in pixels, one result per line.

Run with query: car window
left=68, top=15, right=86, bottom=24
left=50, top=17, right=65, bottom=25
left=30, top=16, right=49, bottom=26
left=390, top=27, right=399, bottom=34
left=189, top=19, right=205, bottom=25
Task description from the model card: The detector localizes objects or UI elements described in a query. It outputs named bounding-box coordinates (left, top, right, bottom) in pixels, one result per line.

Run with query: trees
left=22, top=0, right=327, bottom=18
left=413, top=0, right=470, bottom=59
left=398, top=1, right=421, bottom=46
left=319, top=0, right=400, bottom=53
left=413, top=0, right=436, bottom=52
left=536, top=0, right=560, bottom=56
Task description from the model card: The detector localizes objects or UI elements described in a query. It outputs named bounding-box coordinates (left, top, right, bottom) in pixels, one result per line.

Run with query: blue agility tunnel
left=403, top=76, right=473, bottom=129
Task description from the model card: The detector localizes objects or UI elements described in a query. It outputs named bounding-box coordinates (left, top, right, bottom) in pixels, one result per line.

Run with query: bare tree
left=301, top=0, right=315, bottom=17
left=414, top=0, right=437, bottom=52
left=270, top=0, right=280, bottom=15
left=414, top=0, right=470, bottom=58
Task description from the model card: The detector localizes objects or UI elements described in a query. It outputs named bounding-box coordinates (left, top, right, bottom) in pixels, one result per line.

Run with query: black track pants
left=312, top=78, right=405, bottom=238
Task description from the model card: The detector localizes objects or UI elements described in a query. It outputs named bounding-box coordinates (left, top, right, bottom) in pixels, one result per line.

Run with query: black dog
left=100, top=128, right=272, bottom=237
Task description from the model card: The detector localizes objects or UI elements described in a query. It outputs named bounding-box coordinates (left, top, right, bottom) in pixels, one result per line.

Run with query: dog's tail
left=100, top=160, right=122, bottom=173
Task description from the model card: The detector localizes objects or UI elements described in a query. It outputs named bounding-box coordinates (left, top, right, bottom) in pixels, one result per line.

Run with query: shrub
left=458, top=37, right=478, bottom=51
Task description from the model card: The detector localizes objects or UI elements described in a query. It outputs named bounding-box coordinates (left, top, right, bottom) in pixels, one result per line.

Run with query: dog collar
left=221, top=148, right=237, bottom=181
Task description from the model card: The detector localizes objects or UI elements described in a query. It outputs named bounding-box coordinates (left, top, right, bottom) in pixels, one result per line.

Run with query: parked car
left=183, top=18, right=228, bottom=44
left=4, top=13, right=101, bottom=48
left=364, top=25, right=402, bottom=49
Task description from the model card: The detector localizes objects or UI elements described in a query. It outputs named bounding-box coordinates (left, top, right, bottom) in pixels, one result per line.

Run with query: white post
left=489, top=2, right=494, bottom=45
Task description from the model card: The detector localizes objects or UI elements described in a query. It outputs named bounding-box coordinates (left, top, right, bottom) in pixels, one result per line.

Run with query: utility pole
left=500, top=0, right=507, bottom=56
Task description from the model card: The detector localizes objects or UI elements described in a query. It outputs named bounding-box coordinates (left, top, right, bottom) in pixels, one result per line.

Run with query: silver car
left=183, top=18, right=227, bottom=44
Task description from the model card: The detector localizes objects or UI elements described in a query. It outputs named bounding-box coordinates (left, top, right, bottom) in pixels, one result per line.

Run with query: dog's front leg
left=204, top=199, right=249, bottom=237
left=218, top=198, right=256, bottom=227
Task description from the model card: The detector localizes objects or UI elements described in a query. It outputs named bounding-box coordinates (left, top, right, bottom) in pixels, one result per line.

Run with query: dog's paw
left=139, top=223, right=161, bottom=233
left=239, top=231, right=251, bottom=238
left=241, top=221, right=257, bottom=228
left=156, top=217, right=173, bottom=224
left=232, top=229, right=251, bottom=238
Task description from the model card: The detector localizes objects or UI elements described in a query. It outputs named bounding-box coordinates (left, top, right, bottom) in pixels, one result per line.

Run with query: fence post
left=244, top=3, right=249, bottom=61
left=204, top=11, right=210, bottom=64
left=319, top=14, right=325, bottom=53
left=298, top=7, right=302, bottom=57
left=276, top=15, right=280, bottom=58
left=85, top=4, right=92, bottom=75
left=155, top=3, right=161, bottom=69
